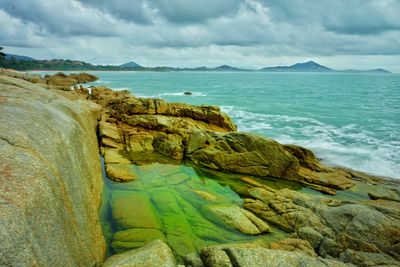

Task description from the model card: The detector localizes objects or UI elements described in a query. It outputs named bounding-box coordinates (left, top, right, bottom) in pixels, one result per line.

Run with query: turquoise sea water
left=39, top=71, right=400, bottom=179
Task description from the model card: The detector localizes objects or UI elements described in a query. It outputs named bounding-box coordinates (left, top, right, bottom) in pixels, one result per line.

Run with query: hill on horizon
left=0, top=52, right=392, bottom=73
left=120, top=61, right=142, bottom=68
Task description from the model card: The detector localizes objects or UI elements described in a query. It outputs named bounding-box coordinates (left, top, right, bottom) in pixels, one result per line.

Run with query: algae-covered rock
left=0, top=74, right=105, bottom=266
left=193, top=190, right=217, bottom=201
left=204, top=204, right=270, bottom=235
left=112, top=228, right=166, bottom=252
left=103, top=240, right=175, bottom=267
left=110, top=191, right=161, bottom=230
left=186, top=131, right=354, bottom=193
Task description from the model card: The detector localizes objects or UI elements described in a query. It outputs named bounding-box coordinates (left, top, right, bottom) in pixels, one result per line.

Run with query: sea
left=38, top=71, right=400, bottom=179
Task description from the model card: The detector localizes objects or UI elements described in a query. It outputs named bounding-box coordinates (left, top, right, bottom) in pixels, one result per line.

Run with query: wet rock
left=184, top=91, right=193, bottom=95
left=106, top=164, right=137, bottom=182
left=204, top=204, right=270, bottom=235
left=193, top=190, right=217, bottom=201
left=110, top=191, right=161, bottom=230
left=103, top=240, right=175, bottom=267
left=112, top=228, right=166, bottom=252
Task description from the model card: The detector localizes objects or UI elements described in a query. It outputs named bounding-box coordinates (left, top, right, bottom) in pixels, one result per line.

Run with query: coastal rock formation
left=243, top=186, right=400, bottom=266
left=0, top=73, right=105, bottom=266
left=103, top=240, right=176, bottom=267
left=80, top=85, right=359, bottom=194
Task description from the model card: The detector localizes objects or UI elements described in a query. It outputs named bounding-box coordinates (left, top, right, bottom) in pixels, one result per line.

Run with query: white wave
left=221, top=106, right=400, bottom=179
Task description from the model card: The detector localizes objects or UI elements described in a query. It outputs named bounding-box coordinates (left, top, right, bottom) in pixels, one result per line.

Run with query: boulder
left=106, top=164, right=137, bottom=182
left=270, top=238, right=316, bottom=257
left=203, top=204, right=270, bottom=235
left=103, top=240, right=175, bottom=267
left=0, top=74, right=105, bottom=266
left=187, top=131, right=354, bottom=193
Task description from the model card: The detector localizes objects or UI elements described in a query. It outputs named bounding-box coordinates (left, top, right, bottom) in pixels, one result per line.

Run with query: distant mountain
left=0, top=52, right=391, bottom=73
left=120, top=61, right=142, bottom=68
left=260, top=61, right=391, bottom=74
left=261, top=61, right=332, bottom=72
left=212, top=65, right=243, bottom=71
left=5, top=54, right=36, bottom=61
left=340, top=68, right=391, bottom=74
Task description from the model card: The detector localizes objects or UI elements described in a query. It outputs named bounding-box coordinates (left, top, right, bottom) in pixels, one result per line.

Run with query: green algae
left=99, top=159, right=288, bottom=260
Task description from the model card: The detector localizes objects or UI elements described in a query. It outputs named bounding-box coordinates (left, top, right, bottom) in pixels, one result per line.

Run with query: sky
left=1, top=0, right=400, bottom=72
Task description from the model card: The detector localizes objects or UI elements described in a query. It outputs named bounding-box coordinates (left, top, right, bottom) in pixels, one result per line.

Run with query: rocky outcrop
left=103, top=240, right=175, bottom=267
left=77, top=85, right=361, bottom=195
left=0, top=73, right=105, bottom=266
left=243, top=186, right=400, bottom=266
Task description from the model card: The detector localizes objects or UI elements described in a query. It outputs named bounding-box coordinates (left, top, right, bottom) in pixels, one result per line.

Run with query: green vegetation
left=0, top=47, right=5, bottom=59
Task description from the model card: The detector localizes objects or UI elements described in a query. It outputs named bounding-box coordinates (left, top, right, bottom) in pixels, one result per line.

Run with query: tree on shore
left=0, top=47, right=5, bottom=59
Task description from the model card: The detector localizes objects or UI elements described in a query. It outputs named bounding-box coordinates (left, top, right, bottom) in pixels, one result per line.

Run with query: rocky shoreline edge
left=1, top=69, right=399, bottom=267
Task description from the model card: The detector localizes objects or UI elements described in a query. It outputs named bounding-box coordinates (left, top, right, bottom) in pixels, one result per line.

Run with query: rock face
left=243, top=186, right=400, bottom=266
left=103, top=240, right=175, bottom=267
left=0, top=73, right=105, bottom=266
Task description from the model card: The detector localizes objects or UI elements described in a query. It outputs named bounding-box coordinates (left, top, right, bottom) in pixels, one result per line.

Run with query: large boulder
left=186, top=131, right=354, bottom=193
left=0, top=74, right=105, bottom=266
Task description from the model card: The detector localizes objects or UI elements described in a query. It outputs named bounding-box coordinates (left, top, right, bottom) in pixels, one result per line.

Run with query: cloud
left=0, top=0, right=400, bottom=71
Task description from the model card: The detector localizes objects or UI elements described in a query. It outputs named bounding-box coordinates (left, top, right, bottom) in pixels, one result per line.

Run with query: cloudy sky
left=1, top=0, right=400, bottom=71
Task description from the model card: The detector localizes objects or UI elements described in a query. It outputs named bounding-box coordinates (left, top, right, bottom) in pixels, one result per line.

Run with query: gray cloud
left=0, top=0, right=400, bottom=71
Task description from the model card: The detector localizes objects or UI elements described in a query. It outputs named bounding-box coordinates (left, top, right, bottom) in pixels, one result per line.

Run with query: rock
left=297, top=226, right=324, bottom=249
left=193, top=190, right=217, bottom=201
left=368, top=186, right=400, bottom=202
left=46, top=75, right=77, bottom=87
left=103, top=240, right=175, bottom=267
left=76, top=72, right=98, bottom=83
left=200, top=247, right=233, bottom=267
left=112, top=228, right=166, bottom=252
left=339, top=249, right=400, bottom=267
left=200, top=247, right=350, bottom=267
left=184, top=91, right=192, bottom=95
left=110, top=191, right=161, bottom=230
left=184, top=252, right=204, bottom=267
left=187, top=131, right=354, bottom=193
left=0, top=74, right=105, bottom=266
left=106, top=164, right=137, bottom=182
left=270, top=238, right=316, bottom=257
left=243, top=186, right=400, bottom=266
left=104, top=148, right=131, bottom=164
left=203, top=204, right=270, bottom=235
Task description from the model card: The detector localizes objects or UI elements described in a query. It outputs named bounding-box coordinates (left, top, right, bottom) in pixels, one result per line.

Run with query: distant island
left=0, top=48, right=391, bottom=73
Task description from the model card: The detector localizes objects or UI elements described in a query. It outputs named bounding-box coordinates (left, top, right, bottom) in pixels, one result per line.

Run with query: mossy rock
left=110, top=191, right=161, bottom=230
